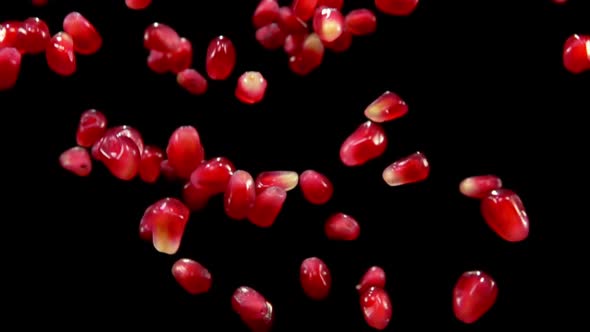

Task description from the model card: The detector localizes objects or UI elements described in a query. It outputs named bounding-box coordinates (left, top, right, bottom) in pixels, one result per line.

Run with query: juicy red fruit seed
left=364, top=91, right=408, bottom=123
left=289, top=33, right=324, bottom=76
left=172, top=258, right=212, bottom=295
left=459, top=175, right=503, bottom=199
left=340, top=121, right=388, bottom=167
left=318, top=0, right=343, bottom=10
left=563, top=34, right=590, bottom=74
left=126, top=0, right=152, bottom=10
left=76, top=109, right=107, bottom=147
left=139, top=145, right=164, bottom=183
left=160, top=159, right=180, bottom=181
left=323, top=30, right=352, bottom=53
left=325, top=213, right=360, bottom=241
left=480, top=189, right=529, bottom=242
left=235, top=71, right=268, bottom=104
left=283, top=33, right=306, bottom=55
left=98, top=135, right=141, bottom=180
left=166, top=126, right=205, bottom=180
left=59, top=146, right=92, bottom=177
left=144, top=23, right=181, bottom=53
left=224, top=170, right=256, bottom=220
left=299, top=169, right=333, bottom=205
left=32, top=0, right=48, bottom=6
left=190, top=157, right=235, bottom=195
left=232, top=286, right=274, bottom=332
left=247, top=186, right=287, bottom=228
left=345, top=9, right=377, bottom=36
left=253, top=0, right=280, bottom=29
left=361, top=287, right=392, bottom=330
left=46, top=32, right=76, bottom=76
left=182, top=182, right=211, bottom=212
left=375, top=0, right=420, bottom=16
left=168, top=38, right=193, bottom=74
left=292, top=0, right=319, bottom=21
left=278, top=7, right=308, bottom=35
left=139, top=198, right=190, bottom=254
left=0, top=21, right=26, bottom=52
left=147, top=50, right=170, bottom=73
left=22, top=17, right=51, bottom=54
left=206, top=35, right=236, bottom=80
left=177, top=68, right=208, bottom=95
left=356, top=267, right=386, bottom=294
left=300, top=257, right=331, bottom=300
left=255, top=170, right=299, bottom=193
left=63, top=12, right=102, bottom=55
left=256, top=23, right=286, bottom=50
left=383, top=151, right=430, bottom=186
left=104, top=125, right=144, bottom=155
left=453, top=271, right=498, bottom=324
left=0, top=47, right=21, bottom=91
left=313, top=7, right=345, bottom=43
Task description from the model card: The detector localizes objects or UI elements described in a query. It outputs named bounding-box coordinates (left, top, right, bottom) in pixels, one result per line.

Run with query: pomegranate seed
left=278, top=7, right=308, bottom=35
left=323, top=29, right=352, bottom=52
left=63, top=12, right=102, bottom=55
left=206, top=35, right=236, bottom=80
left=299, top=170, right=333, bottom=205
left=356, top=266, right=386, bottom=294
left=459, top=175, right=503, bottom=199
left=453, top=271, right=498, bottom=324
left=317, top=0, right=343, bottom=10
left=247, top=186, right=287, bottom=228
left=360, top=287, right=392, bottom=330
left=325, top=213, right=360, bottom=240
left=232, top=286, right=274, bottom=332
left=552, top=0, right=568, bottom=4
left=292, top=0, right=319, bottom=21
left=171, top=258, right=212, bottom=295
left=375, top=0, right=419, bottom=16
left=182, top=182, right=211, bottom=212
left=59, top=146, right=92, bottom=177
left=76, top=109, right=107, bottom=148
left=46, top=32, right=76, bottom=76
left=22, top=17, right=51, bottom=54
left=147, top=50, right=170, bottom=74
left=253, top=0, right=280, bottom=29
left=345, top=9, right=377, bottom=36
left=168, top=38, right=193, bottom=74
left=125, top=0, right=152, bottom=10
left=255, top=170, right=299, bottom=193
left=382, top=152, right=430, bottom=186
left=300, top=257, right=331, bottom=300
left=256, top=23, right=286, bottom=50
left=104, top=125, right=144, bottom=155
left=0, top=21, right=26, bottom=52
left=166, top=126, right=205, bottom=180
left=144, top=23, right=181, bottom=53
left=177, top=68, right=208, bottom=95
left=190, top=157, right=235, bottom=195
left=32, top=0, right=48, bottom=6
left=224, top=170, right=256, bottom=220
left=480, top=189, right=529, bottom=242
left=141, top=198, right=190, bottom=254
left=563, top=34, right=590, bottom=74
left=283, top=33, right=307, bottom=55
left=364, top=91, right=408, bottom=123
left=313, top=7, right=345, bottom=43
left=139, top=145, right=164, bottom=183
left=235, top=71, right=268, bottom=104
left=0, top=47, right=21, bottom=91
left=340, top=121, right=388, bottom=166
left=160, top=159, right=180, bottom=181
left=98, top=135, right=141, bottom=180
left=289, top=33, right=324, bottom=75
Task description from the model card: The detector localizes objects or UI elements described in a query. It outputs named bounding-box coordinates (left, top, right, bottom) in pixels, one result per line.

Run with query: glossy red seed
left=143, top=23, right=181, bottom=53
left=182, top=182, right=211, bottom=212
left=289, top=33, right=324, bottom=75
left=224, top=170, right=256, bottom=220
left=313, top=7, right=345, bottom=43
left=46, top=32, right=76, bottom=76
left=383, top=151, right=430, bottom=186
left=323, top=29, right=352, bottom=52
left=140, top=198, right=190, bottom=254
left=190, top=157, right=235, bottom=195
left=172, top=258, right=212, bottom=295
left=98, top=135, right=140, bottom=180
left=139, top=145, right=164, bottom=183
left=166, top=126, right=205, bottom=180
left=480, top=189, right=529, bottom=242
left=232, top=286, right=274, bottom=332
left=63, top=12, right=102, bottom=55
left=361, top=287, right=392, bottom=330
left=340, top=121, right=387, bottom=166
left=147, top=50, right=170, bottom=73
left=283, top=33, right=307, bottom=55
left=32, top=0, right=48, bottom=6
left=256, top=23, right=286, bottom=50
left=364, top=91, right=408, bottom=123
left=167, top=38, right=193, bottom=74
left=292, top=0, right=319, bottom=21
left=318, top=0, right=343, bottom=10
left=300, top=257, right=331, bottom=300
left=356, top=267, right=386, bottom=294
left=125, top=0, right=152, bottom=10
left=22, top=17, right=50, bottom=54
left=453, top=271, right=498, bottom=324
left=0, top=47, right=21, bottom=91
left=345, top=9, right=377, bottom=36
left=206, top=36, right=236, bottom=80
left=563, top=34, right=590, bottom=74
left=247, top=186, right=287, bottom=228
left=255, top=171, right=299, bottom=193
left=278, top=7, right=308, bottom=34
left=375, top=0, right=419, bottom=16
left=59, top=146, right=92, bottom=176
left=76, top=109, right=107, bottom=147
left=0, top=21, right=26, bottom=52
left=299, top=170, right=333, bottom=205
left=104, top=125, right=144, bottom=155
left=459, top=175, right=503, bottom=199
left=253, top=0, right=280, bottom=28
left=235, top=71, right=268, bottom=104
left=177, top=68, right=208, bottom=95
left=325, top=213, right=360, bottom=240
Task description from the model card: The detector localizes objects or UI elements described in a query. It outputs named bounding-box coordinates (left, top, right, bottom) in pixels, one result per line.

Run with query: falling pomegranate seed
left=289, top=33, right=324, bottom=75
left=300, top=257, right=331, bottom=300
left=299, top=169, right=333, bottom=205
left=278, top=7, right=308, bottom=35
left=32, top=0, right=48, bottom=6
left=141, top=198, right=190, bottom=254
left=323, top=29, right=352, bottom=52
left=318, top=0, right=343, bottom=10
left=168, top=38, right=193, bottom=74
left=125, top=0, right=152, bottom=10
left=325, top=213, right=360, bottom=240
left=375, top=0, right=420, bottom=16
left=313, top=7, right=345, bottom=43
left=160, top=159, right=180, bottom=181
left=46, top=32, right=76, bottom=76
left=177, top=68, right=208, bottom=95
left=171, top=258, right=212, bottom=295
left=22, top=17, right=50, bottom=54
left=139, top=145, right=164, bottom=183
left=256, top=23, right=286, bottom=50
left=253, top=0, right=280, bottom=28
left=292, top=0, right=319, bottom=21
left=166, top=126, right=205, bottom=180
left=0, top=47, right=21, bottom=91
left=563, top=34, right=590, bottom=74
left=345, top=9, right=377, bottom=36
left=364, top=91, right=408, bottom=123
left=147, top=50, right=170, bottom=74
left=480, top=189, right=529, bottom=242
left=382, top=151, right=430, bottom=186
left=459, top=175, right=503, bottom=199
left=59, top=146, right=92, bottom=177
left=360, top=287, right=392, bottom=330
left=224, top=170, right=256, bottom=220
left=0, top=22, right=23, bottom=50
left=356, top=266, right=386, bottom=294
left=104, top=125, right=145, bottom=155
left=143, top=23, right=181, bottom=53
left=182, top=182, right=211, bottom=212
left=255, top=170, right=299, bottom=193
left=206, top=35, right=236, bottom=80
left=97, top=134, right=141, bottom=180
left=247, top=186, right=287, bottom=228
left=76, top=109, right=107, bottom=147
left=453, top=270, right=498, bottom=324
left=283, top=33, right=307, bottom=55
left=63, top=12, right=102, bottom=55
left=340, top=121, right=388, bottom=166
left=235, top=71, right=268, bottom=104
left=190, top=157, right=235, bottom=195
left=232, top=286, right=274, bottom=332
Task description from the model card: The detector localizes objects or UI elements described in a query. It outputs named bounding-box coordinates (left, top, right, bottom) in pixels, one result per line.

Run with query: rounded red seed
left=139, top=198, right=190, bottom=254
left=190, top=157, right=235, bottom=195
left=318, top=0, right=343, bottom=10
left=182, top=181, right=211, bottom=212
left=147, top=50, right=171, bottom=74
left=563, top=34, right=590, bottom=74
left=63, top=12, right=102, bottom=55
left=232, top=286, right=274, bottom=332
left=364, top=91, right=408, bottom=123
left=0, top=21, right=26, bottom=52
left=313, top=7, right=345, bottom=43
left=235, top=71, right=268, bottom=104
left=360, top=287, right=392, bottom=330
left=345, top=9, right=377, bottom=36
left=139, top=145, right=164, bottom=183
left=46, top=32, right=76, bottom=76
left=289, top=33, right=324, bottom=76
left=382, top=151, right=430, bottom=186
left=340, top=121, right=388, bottom=166
left=480, top=189, right=529, bottom=242
left=0, top=47, right=21, bottom=91
left=253, top=0, right=280, bottom=29
left=323, top=29, right=352, bottom=52
left=453, top=271, right=498, bottom=324
left=125, top=0, right=152, bottom=10
left=166, top=126, right=205, bottom=180
left=171, top=258, right=212, bottom=295
left=206, top=35, right=236, bottom=80
left=256, top=23, right=286, bottom=50
left=324, top=213, right=360, bottom=240
left=278, top=6, right=308, bottom=35
left=299, top=170, right=333, bottom=205
left=177, top=68, right=208, bottom=95
left=292, top=0, right=319, bottom=21
left=143, top=23, right=181, bottom=53
left=375, top=0, right=419, bottom=16
left=247, top=186, right=287, bottom=228
left=255, top=170, right=299, bottom=193
left=224, top=170, right=256, bottom=220
left=459, top=175, right=503, bottom=199
left=59, top=146, right=92, bottom=177
left=22, top=17, right=51, bottom=54
left=76, top=109, right=107, bottom=147
left=104, top=125, right=145, bottom=155
left=283, top=33, right=307, bottom=55
left=300, top=257, right=331, bottom=300
left=32, top=0, right=48, bottom=6
left=167, top=38, right=193, bottom=74
left=98, top=135, right=140, bottom=180
left=356, top=266, right=386, bottom=294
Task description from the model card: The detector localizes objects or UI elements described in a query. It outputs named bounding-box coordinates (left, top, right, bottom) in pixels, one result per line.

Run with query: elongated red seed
left=206, top=35, right=236, bottom=80
left=292, top=0, right=319, bottom=21
left=247, top=186, right=287, bottom=228
left=253, top=0, right=280, bottom=28
left=140, top=198, right=190, bottom=254
left=364, top=91, right=408, bottom=123
left=177, top=68, right=208, bottom=95
left=317, top=0, right=343, bottom=10
left=361, top=287, right=392, bottom=330
left=126, top=0, right=152, bottom=10
left=383, top=152, right=430, bottom=186
left=59, top=146, right=92, bottom=176
left=0, top=47, right=21, bottom=91
left=453, top=271, right=498, bottom=324
left=166, top=126, right=205, bottom=180
left=168, top=38, right=193, bottom=74
left=289, top=33, right=324, bottom=75
left=300, top=257, right=331, bottom=300
left=278, top=7, right=308, bottom=35
left=144, top=23, right=181, bottom=52
left=256, top=23, right=286, bottom=50
left=313, top=7, right=345, bottom=43
left=345, top=9, right=377, bottom=36
left=232, top=286, right=274, bottom=332
left=22, top=17, right=50, bottom=54
left=104, top=125, right=144, bottom=155
left=236, top=71, right=268, bottom=104
left=224, top=170, right=256, bottom=220
left=375, top=0, right=419, bottom=16
left=139, top=145, right=164, bottom=183
left=76, top=109, right=107, bottom=147
left=340, top=121, right=388, bottom=166
left=172, top=258, right=212, bottom=295
left=98, top=135, right=140, bottom=180
left=182, top=182, right=211, bottom=212
left=190, top=157, right=235, bottom=195
left=46, top=32, right=76, bottom=76
left=459, top=175, right=503, bottom=199
left=255, top=170, right=299, bottom=193
left=563, top=34, right=590, bottom=74
left=356, top=267, right=386, bottom=294
left=480, top=189, right=529, bottom=242
left=63, top=12, right=102, bottom=55
left=299, top=169, right=333, bottom=205
left=325, top=213, right=360, bottom=240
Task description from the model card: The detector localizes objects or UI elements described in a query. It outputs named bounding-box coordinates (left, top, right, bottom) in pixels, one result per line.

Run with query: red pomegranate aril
left=283, top=33, right=307, bottom=55
left=253, top=0, right=280, bottom=29
left=325, top=213, right=360, bottom=240
left=300, top=257, right=331, bottom=300
left=98, top=135, right=141, bottom=180
left=63, top=12, right=102, bottom=55
left=552, top=0, right=568, bottom=4
left=76, top=109, right=107, bottom=147
left=480, top=189, right=529, bottom=242
left=182, top=182, right=211, bottom=212
left=0, top=47, right=21, bottom=91
left=300, top=170, right=333, bottom=205
left=318, top=0, right=343, bottom=10
left=161, top=159, right=180, bottom=181
left=292, top=0, right=319, bottom=21
left=375, top=0, right=419, bottom=16
left=345, top=9, right=377, bottom=36
left=459, top=175, right=503, bottom=199
left=32, top=0, right=48, bottom=6
left=46, top=32, right=76, bottom=76
left=224, top=170, right=256, bottom=220
left=453, top=271, right=498, bottom=324
left=361, top=287, right=392, bottom=330
left=126, top=0, right=152, bottom=10
left=256, top=23, right=286, bottom=50
left=356, top=267, right=386, bottom=294
left=190, top=157, right=235, bottom=194
left=59, top=146, right=92, bottom=176
left=247, top=186, right=287, bottom=228
left=168, top=38, right=193, bottom=74
left=144, top=23, right=181, bottom=53
left=206, top=36, right=236, bottom=80
left=364, top=91, right=408, bottom=123
left=172, top=258, right=212, bottom=295
left=166, top=126, right=205, bottom=180
left=323, top=29, right=352, bottom=52
left=289, top=33, right=324, bottom=75
left=383, top=152, right=430, bottom=186
left=236, top=71, right=268, bottom=104
left=0, top=21, right=26, bottom=52
left=340, top=121, right=387, bottom=166
left=139, top=145, right=164, bottom=183
left=232, top=286, right=274, bottom=332
left=147, top=50, right=170, bottom=73
left=177, top=68, right=208, bottom=95
left=563, top=34, right=590, bottom=74
left=278, top=7, right=308, bottom=35
left=104, top=125, right=144, bottom=155
left=141, top=198, right=190, bottom=254
left=22, top=17, right=50, bottom=54
left=313, top=7, right=345, bottom=43
left=255, top=171, right=299, bottom=193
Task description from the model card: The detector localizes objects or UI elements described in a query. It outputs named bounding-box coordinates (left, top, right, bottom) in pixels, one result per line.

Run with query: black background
left=2, top=0, right=587, bottom=330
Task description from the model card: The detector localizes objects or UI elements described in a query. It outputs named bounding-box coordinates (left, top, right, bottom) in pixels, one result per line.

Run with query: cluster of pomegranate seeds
left=356, top=266, right=386, bottom=294
left=300, top=257, right=332, bottom=300
left=125, top=0, right=152, bottom=10
left=355, top=266, right=392, bottom=330
left=453, top=271, right=498, bottom=324
left=171, top=258, right=212, bottom=295
left=563, top=34, right=590, bottom=74
left=232, top=286, right=274, bottom=332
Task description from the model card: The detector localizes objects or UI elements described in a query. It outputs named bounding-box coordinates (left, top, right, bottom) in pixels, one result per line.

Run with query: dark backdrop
left=2, top=0, right=587, bottom=330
